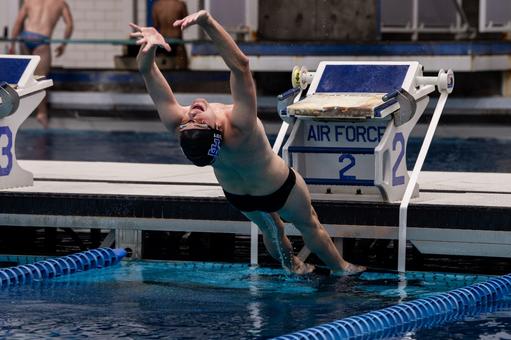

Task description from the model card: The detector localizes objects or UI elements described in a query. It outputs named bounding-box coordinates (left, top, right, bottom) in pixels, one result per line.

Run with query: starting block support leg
left=250, top=222, right=259, bottom=266
left=100, top=229, right=116, bottom=248
left=116, top=228, right=142, bottom=259
left=297, top=246, right=311, bottom=262
left=398, top=91, right=450, bottom=272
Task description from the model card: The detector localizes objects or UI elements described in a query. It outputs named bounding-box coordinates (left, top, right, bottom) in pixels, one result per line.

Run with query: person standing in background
left=152, top=0, right=189, bottom=69
left=9, top=0, right=73, bottom=128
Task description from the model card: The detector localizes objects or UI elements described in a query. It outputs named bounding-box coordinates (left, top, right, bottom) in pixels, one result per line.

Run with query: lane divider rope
left=0, top=248, right=126, bottom=288
left=274, top=273, right=511, bottom=339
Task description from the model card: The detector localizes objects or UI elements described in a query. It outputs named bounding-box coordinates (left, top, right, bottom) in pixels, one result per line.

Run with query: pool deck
left=0, top=160, right=510, bottom=259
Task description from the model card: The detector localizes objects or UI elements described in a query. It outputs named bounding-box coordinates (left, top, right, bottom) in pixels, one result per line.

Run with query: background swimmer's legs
left=32, top=44, right=51, bottom=128
left=243, top=211, right=312, bottom=274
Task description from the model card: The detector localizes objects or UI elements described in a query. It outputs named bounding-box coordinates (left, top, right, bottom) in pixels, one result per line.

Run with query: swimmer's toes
left=333, top=263, right=366, bottom=276
left=301, top=263, right=316, bottom=275
left=294, top=262, right=315, bottom=275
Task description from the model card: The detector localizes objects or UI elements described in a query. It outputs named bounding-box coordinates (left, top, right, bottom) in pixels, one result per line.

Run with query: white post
left=479, top=0, right=487, bottom=33
left=398, top=91, right=449, bottom=272
left=250, top=222, right=259, bottom=266
left=272, top=121, right=289, bottom=154
left=412, top=0, right=419, bottom=41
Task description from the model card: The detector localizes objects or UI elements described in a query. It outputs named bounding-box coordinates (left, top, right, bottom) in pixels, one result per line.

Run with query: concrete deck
left=0, top=161, right=510, bottom=258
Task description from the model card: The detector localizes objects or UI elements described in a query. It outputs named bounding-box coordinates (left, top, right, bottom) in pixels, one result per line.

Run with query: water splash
left=261, top=213, right=293, bottom=273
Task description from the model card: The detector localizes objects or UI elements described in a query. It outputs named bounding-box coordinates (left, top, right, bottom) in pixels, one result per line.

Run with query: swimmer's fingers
left=129, top=23, right=143, bottom=32
left=173, top=10, right=208, bottom=30
left=173, top=19, right=184, bottom=28
left=174, top=13, right=200, bottom=30
left=129, top=32, right=144, bottom=38
left=142, top=41, right=154, bottom=53
left=136, top=38, right=148, bottom=46
left=162, top=42, right=171, bottom=52
left=179, top=17, right=194, bottom=30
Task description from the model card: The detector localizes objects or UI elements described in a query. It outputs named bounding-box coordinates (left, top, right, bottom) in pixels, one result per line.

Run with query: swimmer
left=130, top=10, right=365, bottom=275
left=9, top=0, right=74, bottom=128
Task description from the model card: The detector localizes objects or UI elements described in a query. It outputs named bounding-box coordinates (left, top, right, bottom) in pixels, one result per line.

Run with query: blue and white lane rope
left=274, top=273, right=511, bottom=340
left=0, top=248, right=127, bottom=287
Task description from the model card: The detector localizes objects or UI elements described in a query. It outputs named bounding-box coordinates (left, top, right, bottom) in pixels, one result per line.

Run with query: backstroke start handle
left=0, top=81, right=20, bottom=118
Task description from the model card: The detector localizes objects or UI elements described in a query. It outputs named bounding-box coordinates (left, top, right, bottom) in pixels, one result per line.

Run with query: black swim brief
left=223, top=168, right=296, bottom=213
left=19, top=31, right=50, bottom=53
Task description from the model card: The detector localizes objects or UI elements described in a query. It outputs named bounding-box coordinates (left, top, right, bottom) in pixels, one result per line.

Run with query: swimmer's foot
left=332, top=263, right=366, bottom=277
left=290, top=261, right=315, bottom=275
left=36, top=112, right=49, bottom=129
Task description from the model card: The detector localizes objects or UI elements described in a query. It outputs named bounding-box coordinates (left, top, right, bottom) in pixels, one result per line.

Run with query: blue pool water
left=15, top=129, right=511, bottom=172
left=0, top=260, right=508, bottom=339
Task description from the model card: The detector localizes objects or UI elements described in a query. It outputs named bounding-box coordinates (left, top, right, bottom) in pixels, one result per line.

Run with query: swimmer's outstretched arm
left=175, top=11, right=257, bottom=129
left=9, top=4, right=28, bottom=54
left=55, top=3, right=74, bottom=57
left=129, top=23, right=187, bottom=132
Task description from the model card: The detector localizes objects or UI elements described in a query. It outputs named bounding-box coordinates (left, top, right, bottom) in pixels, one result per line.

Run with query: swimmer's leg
left=243, top=211, right=314, bottom=274
left=32, top=44, right=51, bottom=128
left=278, top=172, right=366, bottom=275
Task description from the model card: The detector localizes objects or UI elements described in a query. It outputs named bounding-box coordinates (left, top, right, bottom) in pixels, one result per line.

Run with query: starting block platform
left=277, top=61, right=454, bottom=203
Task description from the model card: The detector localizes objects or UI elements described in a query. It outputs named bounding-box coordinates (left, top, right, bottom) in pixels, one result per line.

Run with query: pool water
left=0, top=261, right=508, bottom=339
left=15, top=129, right=511, bottom=172
left=9, top=128, right=511, bottom=338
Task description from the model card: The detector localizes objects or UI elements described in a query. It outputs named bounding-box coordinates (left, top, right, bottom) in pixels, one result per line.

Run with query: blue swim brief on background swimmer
left=19, top=31, right=50, bottom=53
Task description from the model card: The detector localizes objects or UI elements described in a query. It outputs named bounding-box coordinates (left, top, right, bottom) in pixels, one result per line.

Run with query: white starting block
left=276, top=61, right=454, bottom=202
left=0, top=55, right=53, bottom=189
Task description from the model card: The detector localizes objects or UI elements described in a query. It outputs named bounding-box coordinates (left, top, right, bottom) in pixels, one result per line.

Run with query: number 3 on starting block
left=0, top=126, right=13, bottom=176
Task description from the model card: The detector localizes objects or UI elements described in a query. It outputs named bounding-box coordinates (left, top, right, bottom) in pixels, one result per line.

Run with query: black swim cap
left=179, top=127, right=222, bottom=167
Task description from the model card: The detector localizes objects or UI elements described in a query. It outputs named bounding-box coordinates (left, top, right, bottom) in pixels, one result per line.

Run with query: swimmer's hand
left=129, top=23, right=171, bottom=53
left=129, top=23, right=171, bottom=73
left=55, top=44, right=66, bottom=57
left=173, top=10, right=210, bottom=30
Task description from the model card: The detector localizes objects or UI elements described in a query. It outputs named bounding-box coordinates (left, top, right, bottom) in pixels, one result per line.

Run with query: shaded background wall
left=258, top=0, right=378, bottom=41
left=1, top=0, right=510, bottom=69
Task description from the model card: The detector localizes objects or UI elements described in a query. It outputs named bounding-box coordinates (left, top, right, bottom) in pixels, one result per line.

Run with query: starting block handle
left=275, top=87, right=304, bottom=153
left=382, top=89, right=400, bottom=102
left=416, top=69, right=454, bottom=94
left=382, top=88, right=418, bottom=127
left=291, top=66, right=315, bottom=90
left=277, top=87, right=301, bottom=101
left=0, top=82, right=20, bottom=118
left=277, top=87, right=301, bottom=124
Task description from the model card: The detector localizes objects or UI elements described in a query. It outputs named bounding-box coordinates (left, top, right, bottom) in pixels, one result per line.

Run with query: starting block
left=0, top=55, right=53, bottom=189
left=277, top=61, right=454, bottom=202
